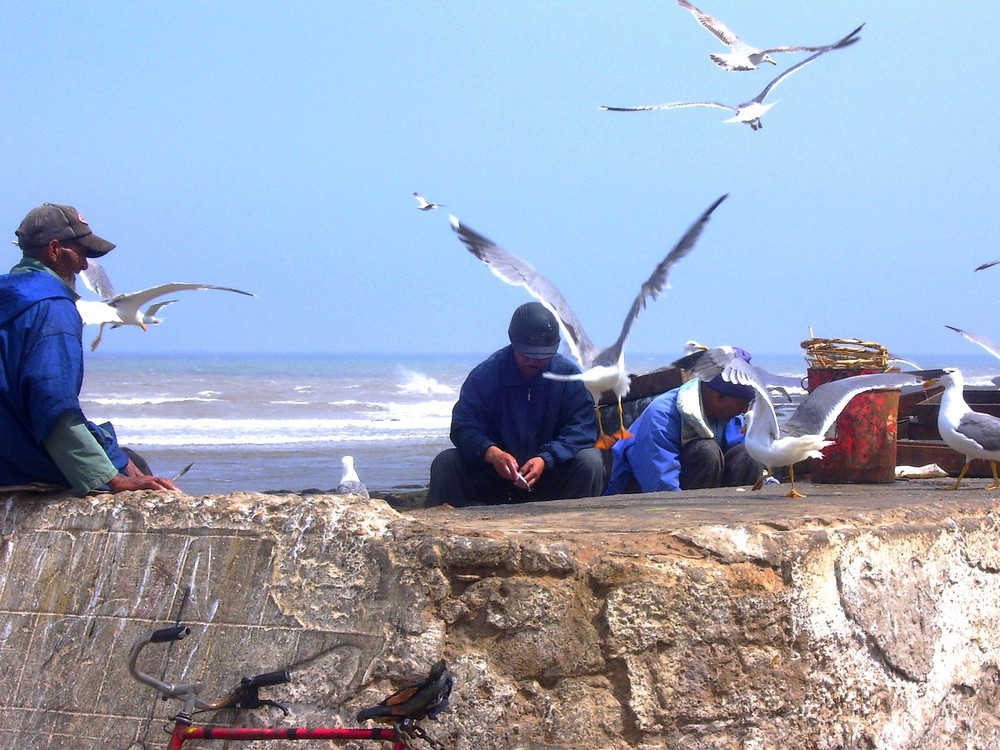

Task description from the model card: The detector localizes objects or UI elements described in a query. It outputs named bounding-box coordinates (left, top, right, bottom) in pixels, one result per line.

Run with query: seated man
left=427, top=302, right=606, bottom=507
left=605, top=347, right=763, bottom=494
left=0, top=203, right=180, bottom=495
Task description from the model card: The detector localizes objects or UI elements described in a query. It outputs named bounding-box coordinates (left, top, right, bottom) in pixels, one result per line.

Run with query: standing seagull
left=601, top=23, right=863, bottom=130
left=413, top=192, right=446, bottom=211
left=78, top=261, right=254, bottom=351
left=336, top=455, right=370, bottom=498
left=675, top=346, right=926, bottom=497
left=677, top=0, right=849, bottom=72
left=923, top=368, right=1000, bottom=490
left=451, top=194, right=727, bottom=448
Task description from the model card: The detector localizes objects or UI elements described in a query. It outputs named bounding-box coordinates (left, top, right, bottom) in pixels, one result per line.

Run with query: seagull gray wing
left=677, top=0, right=741, bottom=47
left=782, top=372, right=919, bottom=438
left=450, top=216, right=598, bottom=366
left=945, top=325, right=1000, bottom=362
left=79, top=261, right=117, bottom=301
left=112, top=283, right=255, bottom=311
left=956, top=412, right=1000, bottom=452
left=601, top=101, right=736, bottom=113
left=145, top=300, right=178, bottom=318
left=594, top=194, right=727, bottom=367
left=758, top=44, right=829, bottom=55
left=975, top=260, right=1000, bottom=272
left=752, top=23, right=863, bottom=104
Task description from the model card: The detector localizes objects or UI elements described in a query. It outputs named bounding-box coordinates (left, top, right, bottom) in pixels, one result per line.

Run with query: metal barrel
left=807, top=367, right=900, bottom=484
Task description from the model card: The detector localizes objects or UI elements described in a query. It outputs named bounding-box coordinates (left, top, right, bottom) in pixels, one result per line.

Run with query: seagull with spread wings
left=451, top=194, right=727, bottom=448
left=601, top=23, right=862, bottom=130
left=413, top=192, right=446, bottom=211
left=78, top=261, right=255, bottom=351
left=675, top=346, right=927, bottom=497
left=677, top=0, right=850, bottom=72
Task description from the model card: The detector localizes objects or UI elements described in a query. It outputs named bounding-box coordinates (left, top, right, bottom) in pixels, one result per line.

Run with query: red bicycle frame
left=130, top=626, right=432, bottom=749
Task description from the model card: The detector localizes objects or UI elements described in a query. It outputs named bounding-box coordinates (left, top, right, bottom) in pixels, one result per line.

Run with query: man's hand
left=484, top=447, right=545, bottom=491
left=484, top=446, right=520, bottom=483
left=108, top=458, right=182, bottom=493
left=517, top=457, right=545, bottom=490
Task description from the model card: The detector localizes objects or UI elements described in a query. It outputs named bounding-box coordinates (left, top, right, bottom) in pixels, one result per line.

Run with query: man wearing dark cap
left=426, top=302, right=606, bottom=506
left=605, top=347, right=763, bottom=494
left=0, top=204, right=180, bottom=494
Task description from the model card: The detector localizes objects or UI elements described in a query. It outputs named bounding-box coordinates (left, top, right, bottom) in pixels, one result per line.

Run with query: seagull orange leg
left=947, top=462, right=970, bottom=491
left=611, top=398, right=633, bottom=441
left=785, top=465, right=807, bottom=499
left=594, top=407, right=615, bottom=450
left=986, top=461, right=1000, bottom=491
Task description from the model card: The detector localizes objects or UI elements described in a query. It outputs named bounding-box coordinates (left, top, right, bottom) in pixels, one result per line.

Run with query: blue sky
left=3, top=1, right=997, bottom=365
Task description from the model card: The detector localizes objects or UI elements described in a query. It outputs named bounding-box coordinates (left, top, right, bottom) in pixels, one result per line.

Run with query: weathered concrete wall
left=3, top=486, right=1000, bottom=749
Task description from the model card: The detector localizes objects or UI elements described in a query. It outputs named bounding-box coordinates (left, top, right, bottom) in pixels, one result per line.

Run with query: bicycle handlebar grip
left=243, top=670, right=292, bottom=689
left=150, top=625, right=191, bottom=643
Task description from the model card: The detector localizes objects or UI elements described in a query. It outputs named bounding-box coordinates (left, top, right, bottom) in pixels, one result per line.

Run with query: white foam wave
left=111, top=415, right=451, bottom=447
left=88, top=396, right=220, bottom=406
left=397, top=369, right=456, bottom=397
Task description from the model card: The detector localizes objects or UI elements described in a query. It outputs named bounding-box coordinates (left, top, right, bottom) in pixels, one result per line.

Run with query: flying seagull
left=451, top=194, right=727, bottom=448
left=413, top=192, right=446, bottom=211
left=601, top=23, right=863, bottom=130
left=677, top=0, right=850, bottom=72
left=336, top=455, right=370, bottom=498
left=674, top=346, right=927, bottom=497
left=78, top=261, right=255, bottom=351
left=946, top=325, right=1000, bottom=363
left=975, top=260, right=1000, bottom=272
left=922, top=368, right=1000, bottom=490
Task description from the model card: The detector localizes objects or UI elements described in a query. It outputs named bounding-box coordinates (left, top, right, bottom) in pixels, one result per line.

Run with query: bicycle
left=128, top=625, right=453, bottom=749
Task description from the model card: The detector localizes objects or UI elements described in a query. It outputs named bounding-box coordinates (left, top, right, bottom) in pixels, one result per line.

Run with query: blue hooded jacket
left=0, top=270, right=126, bottom=487
left=450, top=346, right=597, bottom=468
left=606, top=378, right=748, bottom=494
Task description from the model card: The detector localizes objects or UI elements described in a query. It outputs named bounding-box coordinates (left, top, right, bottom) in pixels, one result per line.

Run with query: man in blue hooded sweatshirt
left=0, top=203, right=180, bottom=495
left=426, top=302, right=605, bottom=506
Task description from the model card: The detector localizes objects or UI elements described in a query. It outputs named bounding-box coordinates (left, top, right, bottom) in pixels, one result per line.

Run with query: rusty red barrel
left=807, top=367, right=900, bottom=484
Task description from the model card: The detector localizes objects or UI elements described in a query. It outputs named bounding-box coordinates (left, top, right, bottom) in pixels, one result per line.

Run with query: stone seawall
left=2, top=484, right=1000, bottom=749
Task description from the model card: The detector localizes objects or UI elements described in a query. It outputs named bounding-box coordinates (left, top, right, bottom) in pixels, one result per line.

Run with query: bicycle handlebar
left=150, top=625, right=190, bottom=643
left=129, top=624, right=291, bottom=715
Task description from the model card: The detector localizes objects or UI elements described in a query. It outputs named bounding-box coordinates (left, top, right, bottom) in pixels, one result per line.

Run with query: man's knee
left=427, top=449, right=465, bottom=506
left=679, top=439, right=725, bottom=490
left=560, top=447, right=607, bottom=497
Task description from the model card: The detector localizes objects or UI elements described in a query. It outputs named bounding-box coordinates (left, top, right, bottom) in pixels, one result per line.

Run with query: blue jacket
left=606, top=378, right=747, bottom=493
left=451, top=346, right=597, bottom=468
left=0, top=269, right=126, bottom=487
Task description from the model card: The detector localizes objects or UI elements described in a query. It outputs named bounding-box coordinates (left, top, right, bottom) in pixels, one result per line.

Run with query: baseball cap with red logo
left=15, top=203, right=116, bottom=258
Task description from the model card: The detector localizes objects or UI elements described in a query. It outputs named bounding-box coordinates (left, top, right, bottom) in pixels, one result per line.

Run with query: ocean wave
left=87, top=396, right=221, bottom=406
left=397, top=369, right=456, bottom=397
left=111, top=416, right=451, bottom=447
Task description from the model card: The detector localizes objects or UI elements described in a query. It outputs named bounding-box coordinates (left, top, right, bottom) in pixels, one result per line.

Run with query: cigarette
left=515, top=470, right=532, bottom=491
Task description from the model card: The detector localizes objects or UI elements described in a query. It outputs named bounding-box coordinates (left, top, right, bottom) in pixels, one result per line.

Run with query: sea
left=78, top=351, right=1000, bottom=496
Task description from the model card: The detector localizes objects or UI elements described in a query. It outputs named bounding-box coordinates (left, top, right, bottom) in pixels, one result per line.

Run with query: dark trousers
left=678, top=439, right=763, bottom=490
left=426, top=447, right=607, bottom=508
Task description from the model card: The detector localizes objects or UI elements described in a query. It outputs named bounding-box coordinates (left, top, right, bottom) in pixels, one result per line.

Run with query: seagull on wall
left=451, top=194, right=727, bottom=449
left=78, top=261, right=255, bottom=351
left=413, top=192, right=446, bottom=211
left=336, top=455, right=369, bottom=498
left=601, top=23, right=863, bottom=130
left=677, top=0, right=851, bottom=72
left=922, top=368, right=1000, bottom=491
left=675, top=346, right=928, bottom=497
